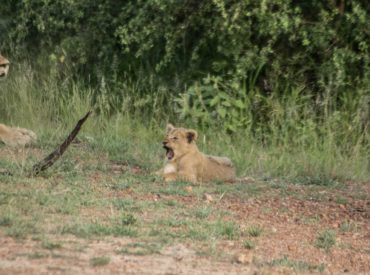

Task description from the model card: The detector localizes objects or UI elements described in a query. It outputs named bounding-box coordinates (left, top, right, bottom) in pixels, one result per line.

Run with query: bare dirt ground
left=1, top=188, right=368, bottom=274
left=0, top=147, right=369, bottom=274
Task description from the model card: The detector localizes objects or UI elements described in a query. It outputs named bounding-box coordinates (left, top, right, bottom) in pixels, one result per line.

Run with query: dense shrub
left=1, top=1, right=369, bottom=88
left=0, top=0, right=369, bottom=131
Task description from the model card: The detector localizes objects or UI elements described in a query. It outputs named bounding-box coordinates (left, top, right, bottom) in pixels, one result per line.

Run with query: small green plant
left=217, top=221, right=240, bottom=240
left=315, top=230, right=336, bottom=251
left=0, top=216, right=13, bottom=227
left=194, top=207, right=212, bottom=219
left=246, top=225, right=263, bottom=237
left=42, top=240, right=62, bottom=250
left=186, top=227, right=210, bottom=241
left=121, top=213, right=137, bottom=226
left=175, top=76, right=252, bottom=132
left=90, top=256, right=110, bottom=267
left=243, top=239, right=255, bottom=250
left=339, top=221, right=358, bottom=233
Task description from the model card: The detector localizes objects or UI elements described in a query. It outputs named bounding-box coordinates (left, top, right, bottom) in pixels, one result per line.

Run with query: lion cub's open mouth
left=164, top=146, right=174, bottom=160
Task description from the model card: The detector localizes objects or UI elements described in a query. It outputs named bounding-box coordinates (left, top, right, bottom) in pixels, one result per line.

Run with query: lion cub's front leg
left=162, top=163, right=198, bottom=183
left=162, top=163, right=178, bottom=182
left=177, top=169, right=198, bottom=183
left=0, top=124, right=37, bottom=147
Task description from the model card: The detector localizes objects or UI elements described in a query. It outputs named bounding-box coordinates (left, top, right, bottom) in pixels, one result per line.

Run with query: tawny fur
left=0, top=53, right=37, bottom=147
left=0, top=54, right=10, bottom=79
left=0, top=124, right=37, bottom=147
left=160, top=124, right=236, bottom=183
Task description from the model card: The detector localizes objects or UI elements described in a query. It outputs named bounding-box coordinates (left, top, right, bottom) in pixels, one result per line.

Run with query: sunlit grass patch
left=113, top=198, right=141, bottom=212
left=339, top=221, right=359, bottom=233
left=265, top=255, right=325, bottom=273
left=5, top=219, right=41, bottom=239
left=245, top=225, right=263, bottom=238
left=60, top=220, right=138, bottom=239
left=243, top=239, right=256, bottom=250
left=156, top=181, right=191, bottom=196
left=120, top=213, right=137, bottom=226
left=292, top=176, right=341, bottom=187
left=315, top=229, right=336, bottom=251
left=41, top=240, right=62, bottom=250
left=186, top=220, right=241, bottom=241
left=0, top=215, right=13, bottom=227
left=193, top=206, right=213, bottom=219
left=216, top=221, right=240, bottom=240
left=117, top=242, right=162, bottom=256
left=90, top=256, right=110, bottom=267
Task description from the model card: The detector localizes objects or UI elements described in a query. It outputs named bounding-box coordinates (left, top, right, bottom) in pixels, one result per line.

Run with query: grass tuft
left=41, top=240, right=62, bottom=250
left=267, top=255, right=325, bottom=272
left=315, top=230, right=336, bottom=251
left=117, top=242, right=162, bottom=256
left=90, top=256, right=110, bottom=267
left=243, top=239, right=255, bottom=250
left=246, top=225, right=263, bottom=237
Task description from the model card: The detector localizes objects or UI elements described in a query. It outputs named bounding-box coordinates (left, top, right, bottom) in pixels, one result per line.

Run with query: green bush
left=1, top=0, right=369, bottom=94
left=0, top=1, right=368, bottom=171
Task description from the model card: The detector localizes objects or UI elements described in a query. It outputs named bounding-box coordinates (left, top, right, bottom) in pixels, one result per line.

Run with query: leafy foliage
left=1, top=1, right=369, bottom=90
left=0, top=0, right=369, bottom=134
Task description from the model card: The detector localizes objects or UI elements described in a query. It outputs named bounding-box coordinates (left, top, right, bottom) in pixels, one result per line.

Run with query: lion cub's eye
left=171, top=137, right=178, bottom=140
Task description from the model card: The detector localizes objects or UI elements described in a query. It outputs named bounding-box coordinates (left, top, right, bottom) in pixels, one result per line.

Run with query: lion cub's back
left=207, top=155, right=234, bottom=167
left=199, top=154, right=235, bottom=182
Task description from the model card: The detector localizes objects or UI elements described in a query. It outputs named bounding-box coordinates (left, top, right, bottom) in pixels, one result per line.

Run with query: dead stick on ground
left=31, top=111, right=92, bottom=176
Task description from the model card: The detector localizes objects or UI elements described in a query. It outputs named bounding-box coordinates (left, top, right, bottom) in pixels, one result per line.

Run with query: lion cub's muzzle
left=0, top=64, right=9, bottom=79
left=162, top=141, right=174, bottom=160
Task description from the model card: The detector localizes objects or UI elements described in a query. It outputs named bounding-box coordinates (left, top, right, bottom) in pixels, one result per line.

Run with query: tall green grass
left=0, top=62, right=369, bottom=181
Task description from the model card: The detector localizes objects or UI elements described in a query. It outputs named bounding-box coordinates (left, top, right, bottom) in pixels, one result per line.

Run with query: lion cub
left=161, top=124, right=236, bottom=183
left=0, top=53, right=37, bottom=147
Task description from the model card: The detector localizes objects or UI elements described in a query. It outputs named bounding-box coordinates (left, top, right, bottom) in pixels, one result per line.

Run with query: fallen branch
left=31, top=111, right=92, bottom=176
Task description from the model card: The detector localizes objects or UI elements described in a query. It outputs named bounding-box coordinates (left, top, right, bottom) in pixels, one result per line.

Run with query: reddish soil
left=0, top=147, right=369, bottom=274
left=1, top=188, right=368, bottom=274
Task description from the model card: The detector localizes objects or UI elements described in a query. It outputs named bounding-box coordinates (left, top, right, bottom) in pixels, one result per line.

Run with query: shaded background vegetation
left=1, top=1, right=369, bottom=88
left=0, top=0, right=369, bottom=180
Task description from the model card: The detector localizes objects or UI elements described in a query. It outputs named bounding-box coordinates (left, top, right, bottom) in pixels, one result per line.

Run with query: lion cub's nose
left=162, top=141, right=168, bottom=146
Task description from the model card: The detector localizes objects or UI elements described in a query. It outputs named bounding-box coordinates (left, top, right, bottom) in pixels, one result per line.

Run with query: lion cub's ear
left=166, top=123, right=175, bottom=133
left=186, top=129, right=198, bottom=143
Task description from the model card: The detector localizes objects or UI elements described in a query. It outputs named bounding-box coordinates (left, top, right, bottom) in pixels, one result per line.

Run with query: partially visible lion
left=0, top=53, right=10, bottom=78
left=0, top=53, right=37, bottom=147
left=160, top=124, right=236, bottom=183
